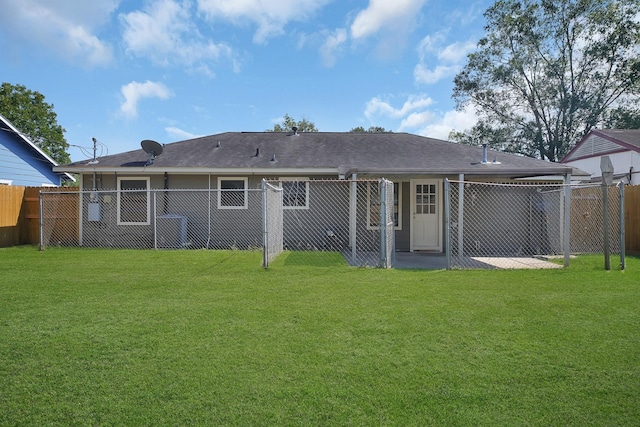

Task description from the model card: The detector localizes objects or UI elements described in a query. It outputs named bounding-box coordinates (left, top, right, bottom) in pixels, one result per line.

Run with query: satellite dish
left=141, top=139, right=163, bottom=165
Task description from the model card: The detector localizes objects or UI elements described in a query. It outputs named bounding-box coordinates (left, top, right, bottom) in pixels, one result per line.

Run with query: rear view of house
left=54, top=131, right=576, bottom=258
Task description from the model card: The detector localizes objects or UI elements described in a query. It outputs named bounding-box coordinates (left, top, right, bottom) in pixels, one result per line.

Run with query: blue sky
left=0, top=0, right=492, bottom=162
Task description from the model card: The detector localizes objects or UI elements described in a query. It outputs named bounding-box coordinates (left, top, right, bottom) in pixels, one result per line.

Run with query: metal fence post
left=603, top=183, right=610, bottom=270
left=457, top=175, right=465, bottom=265
left=38, top=190, right=44, bottom=251
left=262, top=179, right=268, bottom=268
left=379, top=179, right=387, bottom=268
left=619, top=182, right=626, bottom=270
left=563, top=175, right=571, bottom=268
left=350, top=174, right=357, bottom=262
left=153, top=191, right=157, bottom=250
left=444, top=179, right=451, bottom=269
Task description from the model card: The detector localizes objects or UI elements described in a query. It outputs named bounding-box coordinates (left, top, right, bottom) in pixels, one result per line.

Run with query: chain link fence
left=445, top=180, right=625, bottom=269
left=41, top=189, right=264, bottom=250
left=263, top=179, right=394, bottom=268
left=40, top=179, right=395, bottom=268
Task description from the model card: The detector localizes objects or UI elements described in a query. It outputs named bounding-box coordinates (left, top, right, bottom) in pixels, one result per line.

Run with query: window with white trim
left=367, top=181, right=402, bottom=230
left=218, top=177, right=248, bottom=209
left=279, top=177, right=309, bottom=209
left=117, top=177, right=150, bottom=225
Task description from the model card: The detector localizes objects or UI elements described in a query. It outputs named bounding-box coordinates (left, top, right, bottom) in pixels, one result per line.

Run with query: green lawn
left=0, top=246, right=638, bottom=426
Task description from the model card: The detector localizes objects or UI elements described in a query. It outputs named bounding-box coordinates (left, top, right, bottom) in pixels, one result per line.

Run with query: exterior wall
left=564, top=150, right=640, bottom=185
left=76, top=173, right=396, bottom=252
left=395, top=181, right=411, bottom=251
left=0, top=131, right=62, bottom=186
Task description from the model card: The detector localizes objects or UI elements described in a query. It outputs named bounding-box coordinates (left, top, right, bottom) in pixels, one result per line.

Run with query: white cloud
left=196, top=0, right=331, bottom=44
left=399, top=111, right=435, bottom=129
left=319, top=28, right=347, bottom=67
left=120, top=81, right=173, bottom=118
left=414, top=35, right=477, bottom=85
left=165, top=127, right=202, bottom=140
left=350, top=0, right=427, bottom=40
left=412, top=108, right=478, bottom=140
left=365, top=95, right=433, bottom=120
left=121, top=0, right=234, bottom=68
left=437, top=39, right=477, bottom=63
left=413, top=64, right=459, bottom=85
left=0, top=0, right=116, bottom=66
left=364, top=94, right=478, bottom=140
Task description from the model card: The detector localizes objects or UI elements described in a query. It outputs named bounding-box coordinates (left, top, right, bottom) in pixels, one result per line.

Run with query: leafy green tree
left=603, top=107, right=640, bottom=129
left=0, top=82, right=70, bottom=164
left=349, top=126, right=389, bottom=133
left=266, top=113, right=318, bottom=132
left=452, top=0, right=640, bottom=161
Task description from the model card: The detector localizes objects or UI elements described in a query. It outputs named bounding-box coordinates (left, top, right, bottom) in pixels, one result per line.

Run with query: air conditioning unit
left=156, top=214, right=187, bottom=248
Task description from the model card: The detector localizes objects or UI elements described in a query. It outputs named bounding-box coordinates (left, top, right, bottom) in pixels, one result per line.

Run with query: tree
left=603, top=107, right=640, bottom=129
left=266, top=113, right=318, bottom=132
left=349, top=126, right=390, bottom=133
left=0, top=82, right=70, bottom=164
left=452, top=0, right=640, bottom=161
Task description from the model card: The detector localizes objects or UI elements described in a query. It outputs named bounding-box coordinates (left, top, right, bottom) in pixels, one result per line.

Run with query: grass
left=0, top=246, right=638, bottom=426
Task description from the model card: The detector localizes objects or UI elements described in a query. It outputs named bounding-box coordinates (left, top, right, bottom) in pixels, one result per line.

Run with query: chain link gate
left=262, top=179, right=394, bottom=268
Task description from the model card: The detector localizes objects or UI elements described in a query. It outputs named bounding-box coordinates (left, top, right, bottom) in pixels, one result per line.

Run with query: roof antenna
left=88, top=137, right=99, bottom=164
left=141, top=139, right=163, bottom=166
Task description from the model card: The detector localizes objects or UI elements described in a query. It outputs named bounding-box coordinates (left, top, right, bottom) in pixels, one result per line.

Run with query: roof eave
left=54, top=166, right=341, bottom=175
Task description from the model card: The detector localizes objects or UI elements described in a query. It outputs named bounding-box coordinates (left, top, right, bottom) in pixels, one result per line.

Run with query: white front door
left=411, top=179, right=442, bottom=251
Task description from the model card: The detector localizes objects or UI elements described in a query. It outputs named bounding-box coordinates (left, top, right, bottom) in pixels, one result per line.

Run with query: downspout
left=163, top=172, right=168, bottom=214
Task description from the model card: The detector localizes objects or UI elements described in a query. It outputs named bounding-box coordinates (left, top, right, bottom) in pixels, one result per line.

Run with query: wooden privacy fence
left=626, top=185, right=640, bottom=254
left=0, top=186, right=78, bottom=247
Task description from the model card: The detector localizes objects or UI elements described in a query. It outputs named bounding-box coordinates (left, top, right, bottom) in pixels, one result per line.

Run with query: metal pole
left=458, top=174, right=465, bottom=266
left=619, top=182, right=625, bottom=270
left=38, top=190, right=44, bottom=251
left=563, top=174, right=571, bottom=268
left=350, top=174, right=357, bottom=262
left=444, top=179, right=451, bottom=269
left=603, top=183, right=610, bottom=270
left=153, top=191, right=157, bottom=250
left=262, top=179, right=268, bottom=268
left=380, top=179, right=387, bottom=267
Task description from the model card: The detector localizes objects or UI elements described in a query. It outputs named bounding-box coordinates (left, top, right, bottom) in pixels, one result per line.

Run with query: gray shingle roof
left=593, top=129, right=640, bottom=150
left=60, top=132, right=572, bottom=177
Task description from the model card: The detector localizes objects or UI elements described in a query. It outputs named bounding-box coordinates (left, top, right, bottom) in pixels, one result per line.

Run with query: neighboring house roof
left=58, top=131, right=574, bottom=179
left=561, top=129, right=640, bottom=163
left=0, top=113, right=75, bottom=185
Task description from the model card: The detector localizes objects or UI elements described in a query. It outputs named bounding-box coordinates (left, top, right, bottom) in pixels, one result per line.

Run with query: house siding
left=78, top=173, right=390, bottom=251
left=0, top=130, right=62, bottom=186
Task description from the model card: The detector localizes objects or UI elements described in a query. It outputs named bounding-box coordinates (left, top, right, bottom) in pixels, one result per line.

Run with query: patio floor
left=340, top=250, right=563, bottom=270
left=391, top=252, right=563, bottom=270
